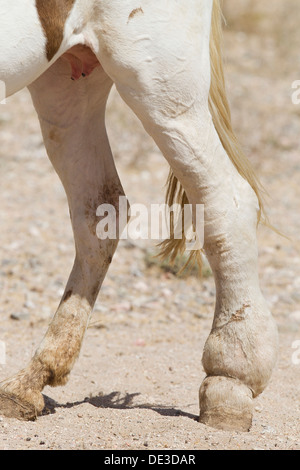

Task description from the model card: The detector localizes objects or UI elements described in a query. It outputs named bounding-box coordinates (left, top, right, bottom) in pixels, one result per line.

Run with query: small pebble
left=10, top=312, right=30, bottom=321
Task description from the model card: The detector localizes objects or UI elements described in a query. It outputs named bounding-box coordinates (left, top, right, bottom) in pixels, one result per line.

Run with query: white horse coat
left=0, top=0, right=278, bottom=432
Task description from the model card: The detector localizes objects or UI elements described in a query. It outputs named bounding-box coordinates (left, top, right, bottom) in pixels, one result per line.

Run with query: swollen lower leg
left=145, top=115, right=278, bottom=431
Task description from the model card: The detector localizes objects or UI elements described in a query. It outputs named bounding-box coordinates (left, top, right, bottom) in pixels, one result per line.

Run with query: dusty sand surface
left=0, top=1, right=299, bottom=450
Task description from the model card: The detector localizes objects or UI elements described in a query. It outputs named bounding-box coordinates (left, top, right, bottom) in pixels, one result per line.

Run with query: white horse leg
left=0, top=59, right=125, bottom=419
left=95, top=0, right=279, bottom=431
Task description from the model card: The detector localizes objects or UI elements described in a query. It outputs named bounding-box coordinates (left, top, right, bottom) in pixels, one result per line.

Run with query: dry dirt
left=0, top=1, right=299, bottom=451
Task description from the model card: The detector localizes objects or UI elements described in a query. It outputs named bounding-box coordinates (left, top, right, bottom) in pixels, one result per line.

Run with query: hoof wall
left=199, top=376, right=253, bottom=432
left=0, top=389, right=40, bottom=421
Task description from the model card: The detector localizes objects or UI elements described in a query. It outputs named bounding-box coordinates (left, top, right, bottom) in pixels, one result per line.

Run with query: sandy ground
left=0, top=1, right=299, bottom=450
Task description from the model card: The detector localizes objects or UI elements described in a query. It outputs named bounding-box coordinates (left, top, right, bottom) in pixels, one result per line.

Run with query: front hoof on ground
left=199, top=376, right=253, bottom=432
left=0, top=388, right=44, bottom=421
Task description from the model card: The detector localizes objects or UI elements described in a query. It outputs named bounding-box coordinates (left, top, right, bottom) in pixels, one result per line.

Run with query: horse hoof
left=199, top=376, right=253, bottom=432
left=0, top=389, right=43, bottom=421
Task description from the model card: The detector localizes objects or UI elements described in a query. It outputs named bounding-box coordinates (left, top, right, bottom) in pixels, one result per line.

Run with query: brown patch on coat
left=85, top=182, right=126, bottom=237
left=204, top=236, right=231, bottom=257
left=39, top=312, right=86, bottom=387
left=127, top=7, right=144, bottom=23
left=36, top=0, right=76, bottom=61
left=91, top=283, right=100, bottom=302
left=62, top=289, right=73, bottom=303
left=48, top=127, right=61, bottom=143
left=231, top=304, right=251, bottom=322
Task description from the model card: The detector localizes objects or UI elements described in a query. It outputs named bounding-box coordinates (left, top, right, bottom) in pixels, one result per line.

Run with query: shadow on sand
left=43, top=391, right=198, bottom=421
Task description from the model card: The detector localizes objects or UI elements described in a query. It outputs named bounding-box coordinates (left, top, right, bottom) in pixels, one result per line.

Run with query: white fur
left=0, top=0, right=48, bottom=96
left=0, top=0, right=278, bottom=431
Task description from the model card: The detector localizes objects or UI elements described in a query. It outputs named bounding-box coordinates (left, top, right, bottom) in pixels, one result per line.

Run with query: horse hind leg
left=96, top=0, right=279, bottom=431
left=0, top=58, right=126, bottom=419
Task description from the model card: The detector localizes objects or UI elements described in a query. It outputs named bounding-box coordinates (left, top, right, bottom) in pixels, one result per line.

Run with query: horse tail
left=158, top=0, right=266, bottom=272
